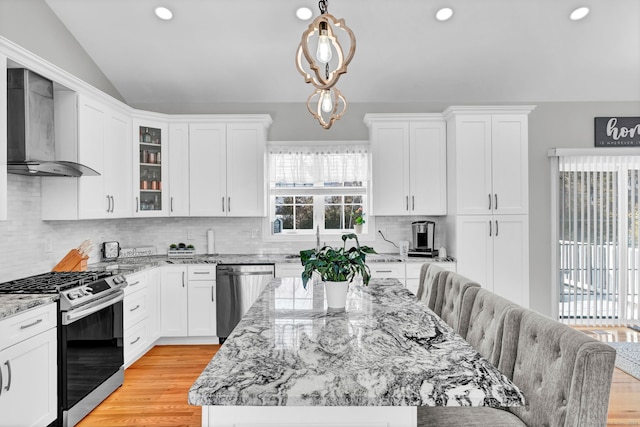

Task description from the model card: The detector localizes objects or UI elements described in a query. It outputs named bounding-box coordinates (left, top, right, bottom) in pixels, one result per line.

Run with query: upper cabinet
left=189, top=118, right=271, bottom=217
left=42, top=93, right=132, bottom=220
left=364, top=114, right=447, bottom=216
left=132, top=115, right=168, bottom=217
left=445, top=108, right=532, bottom=216
left=167, top=123, right=190, bottom=217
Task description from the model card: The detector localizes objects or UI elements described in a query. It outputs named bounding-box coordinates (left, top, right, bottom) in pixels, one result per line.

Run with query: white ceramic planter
left=324, top=280, right=349, bottom=309
left=354, top=224, right=363, bottom=234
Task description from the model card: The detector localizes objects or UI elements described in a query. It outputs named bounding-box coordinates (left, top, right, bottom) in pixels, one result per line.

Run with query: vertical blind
left=557, top=154, right=640, bottom=326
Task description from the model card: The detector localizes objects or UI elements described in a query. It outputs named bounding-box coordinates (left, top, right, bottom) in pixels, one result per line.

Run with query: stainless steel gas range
left=0, top=271, right=128, bottom=427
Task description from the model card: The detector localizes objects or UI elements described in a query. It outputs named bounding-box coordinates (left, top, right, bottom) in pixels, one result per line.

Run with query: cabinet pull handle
left=222, top=197, right=225, bottom=212
left=194, top=271, right=210, bottom=275
left=495, top=194, right=498, bottom=210
left=128, top=280, right=140, bottom=287
left=106, top=195, right=111, bottom=213
left=406, top=196, right=409, bottom=211
left=111, top=196, right=115, bottom=213
left=3, top=361, right=11, bottom=392
left=375, top=270, right=393, bottom=273
left=489, top=220, right=492, bottom=237
left=228, top=197, right=231, bottom=212
left=20, top=318, right=43, bottom=330
left=130, top=336, right=141, bottom=345
left=0, top=360, right=3, bottom=396
left=182, top=271, right=185, bottom=287
left=130, top=304, right=141, bottom=312
left=211, top=286, right=215, bottom=302
left=495, top=220, right=499, bottom=236
left=488, top=194, right=492, bottom=210
left=412, top=195, right=415, bottom=211
left=136, top=197, right=139, bottom=213
left=171, top=197, right=174, bottom=212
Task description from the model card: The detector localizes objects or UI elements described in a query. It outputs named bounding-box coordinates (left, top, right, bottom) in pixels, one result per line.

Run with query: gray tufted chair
left=415, top=263, right=447, bottom=311
left=435, top=271, right=480, bottom=334
left=418, top=307, right=616, bottom=427
left=457, top=287, right=520, bottom=367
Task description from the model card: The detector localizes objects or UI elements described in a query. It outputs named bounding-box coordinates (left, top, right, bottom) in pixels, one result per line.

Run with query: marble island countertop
left=0, top=294, right=58, bottom=321
left=188, top=277, right=524, bottom=408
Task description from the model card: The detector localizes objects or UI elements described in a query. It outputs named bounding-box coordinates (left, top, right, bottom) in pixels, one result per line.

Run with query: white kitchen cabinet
left=42, top=93, right=133, bottom=219
left=147, top=267, right=161, bottom=342
left=369, top=262, right=406, bottom=285
left=0, top=54, right=7, bottom=222
left=445, top=109, right=531, bottom=216
left=0, top=304, right=57, bottom=427
left=275, top=263, right=304, bottom=278
left=364, top=114, right=447, bottom=216
left=123, top=270, right=154, bottom=366
left=160, top=266, right=188, bottom=337
left=133, top=116, right=169, bottom=217
left=187, top=265, right=217, bottom=336
left=405, top=261, right=457, bottom=296
left=189, top=119, right=271, bottom=217
left=454, top=215, right=529, bottom=306
left=168, top=122, right=190, bottom=216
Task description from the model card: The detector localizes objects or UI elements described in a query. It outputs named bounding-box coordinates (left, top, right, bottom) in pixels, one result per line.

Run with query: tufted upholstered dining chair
left=434, top=271, right=480, bottom=334
left=417, top=306, right=616, bottom=427
left=457, top=287, right=520, bottom=367
left=415, top=263, right=447, bottom=312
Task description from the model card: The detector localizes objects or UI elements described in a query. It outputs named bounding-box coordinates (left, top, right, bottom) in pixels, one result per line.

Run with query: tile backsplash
left=0, top=175, right=446, bottom=282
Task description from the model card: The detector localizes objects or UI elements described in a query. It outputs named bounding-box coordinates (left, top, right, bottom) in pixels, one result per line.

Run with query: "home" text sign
left=595, top=117, right=640, bottom=147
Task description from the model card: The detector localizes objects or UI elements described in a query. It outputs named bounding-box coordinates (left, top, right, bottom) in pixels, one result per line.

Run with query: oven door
left=60, top=291, right=124, bottom=411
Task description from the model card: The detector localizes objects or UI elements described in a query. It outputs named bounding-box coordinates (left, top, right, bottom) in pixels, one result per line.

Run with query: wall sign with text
left=595, top=117, right=640, bottom=147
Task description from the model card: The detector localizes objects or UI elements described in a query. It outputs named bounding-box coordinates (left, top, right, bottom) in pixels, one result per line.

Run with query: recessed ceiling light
left=569, top=6, right=589, bottom=21
left=435, top=8, right=454, bottom=22
left=296, top=7, right=313, bottom=21
left=154, top=6, right=173, bottom=21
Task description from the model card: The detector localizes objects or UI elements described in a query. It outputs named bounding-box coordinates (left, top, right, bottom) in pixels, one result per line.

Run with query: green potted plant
left=351, top=207, right=365, bottom=233
left=300, top=233, right=376, bottom=308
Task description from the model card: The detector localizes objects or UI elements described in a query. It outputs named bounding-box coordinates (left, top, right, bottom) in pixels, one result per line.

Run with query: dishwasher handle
left=221, top=271, right=274, bottom=277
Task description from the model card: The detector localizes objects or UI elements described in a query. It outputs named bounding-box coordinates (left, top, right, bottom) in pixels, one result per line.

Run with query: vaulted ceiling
left=44, top=0, right=640, bottom=106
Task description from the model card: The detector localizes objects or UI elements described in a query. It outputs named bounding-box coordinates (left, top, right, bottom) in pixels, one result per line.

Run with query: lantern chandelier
left=295, top=0, right=356, bottom=129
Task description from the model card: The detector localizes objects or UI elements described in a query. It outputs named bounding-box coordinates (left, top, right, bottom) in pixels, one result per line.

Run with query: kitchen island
left=188, top=277, right=524, bottom=427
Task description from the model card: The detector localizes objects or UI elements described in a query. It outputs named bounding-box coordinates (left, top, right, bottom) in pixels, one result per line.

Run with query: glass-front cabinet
left=133, top=117, right=168, bottom=216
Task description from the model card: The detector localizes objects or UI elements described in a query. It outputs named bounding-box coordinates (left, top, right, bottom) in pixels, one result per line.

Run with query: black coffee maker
left=409, top=220, right=436, bottom=257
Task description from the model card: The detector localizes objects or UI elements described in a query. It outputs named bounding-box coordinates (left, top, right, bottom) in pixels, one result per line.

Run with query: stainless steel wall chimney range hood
left=7, top=68, right=99, bottom=177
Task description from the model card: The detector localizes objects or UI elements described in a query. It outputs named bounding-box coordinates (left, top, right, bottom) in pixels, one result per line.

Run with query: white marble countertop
left=188, top=278, right=524, bottom=408
left=0, top=294, right=58, bottom=320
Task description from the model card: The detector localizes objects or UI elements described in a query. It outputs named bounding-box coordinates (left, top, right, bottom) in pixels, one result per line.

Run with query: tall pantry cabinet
left=444, top=106, right=535, bottom=307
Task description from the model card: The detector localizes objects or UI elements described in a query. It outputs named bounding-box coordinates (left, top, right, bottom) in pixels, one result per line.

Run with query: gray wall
left=1, top=0, right=640, bottom=315
left=0, top=0, right=124, bottom=102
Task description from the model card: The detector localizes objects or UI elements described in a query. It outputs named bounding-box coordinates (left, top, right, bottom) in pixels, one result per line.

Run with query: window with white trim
left=268, top=143, right=369, bottom=236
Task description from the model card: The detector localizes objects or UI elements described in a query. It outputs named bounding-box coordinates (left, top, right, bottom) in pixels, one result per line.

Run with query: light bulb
left=316, top=24, right=332, bottom=63
left=320, top=90, right=333, bottom=113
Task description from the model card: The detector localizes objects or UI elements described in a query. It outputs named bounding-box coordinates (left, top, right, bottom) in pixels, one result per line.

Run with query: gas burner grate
left=0, top=271, right=115, bottom=294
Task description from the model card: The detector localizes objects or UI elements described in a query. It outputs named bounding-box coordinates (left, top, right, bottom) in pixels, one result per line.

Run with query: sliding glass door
left=555, top=155, right=639, bottom=326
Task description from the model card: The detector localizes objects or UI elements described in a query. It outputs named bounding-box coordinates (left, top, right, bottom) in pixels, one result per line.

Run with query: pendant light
left=295, top=0, right=355, bottom=129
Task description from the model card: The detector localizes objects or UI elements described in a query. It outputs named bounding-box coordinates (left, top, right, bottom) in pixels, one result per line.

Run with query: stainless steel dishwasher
left=216, top=264, right=275, bottom=343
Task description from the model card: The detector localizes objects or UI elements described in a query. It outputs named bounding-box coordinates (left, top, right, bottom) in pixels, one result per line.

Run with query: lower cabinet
left=454, top=215, right=529, bottom=306
left=187, top=266, right=216, bottom=336
left=160, top=265, right=217, bottom=337
left=405, top=261, right=457, bottom=296
left=123, top=270, right=155, bottom=367
left=369, top=262, right=405, bottom=285
left=0, top=304, right=57, bottom=427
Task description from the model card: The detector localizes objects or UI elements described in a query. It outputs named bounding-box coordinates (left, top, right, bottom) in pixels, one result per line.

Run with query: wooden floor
left=77, top=329, right=640, bottom=427
left=77, top=345, right=219, bottom=427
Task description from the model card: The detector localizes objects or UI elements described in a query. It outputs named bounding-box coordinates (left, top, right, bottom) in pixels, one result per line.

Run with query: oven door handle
left=62, top=291, right=124, bottom=325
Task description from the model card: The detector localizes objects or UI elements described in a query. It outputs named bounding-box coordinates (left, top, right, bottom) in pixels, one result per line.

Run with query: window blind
left=556, top=154, right=640, bottom=326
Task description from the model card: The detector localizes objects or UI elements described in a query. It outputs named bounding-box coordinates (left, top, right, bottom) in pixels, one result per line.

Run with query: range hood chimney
left=7, top=68, right=99, bottom=177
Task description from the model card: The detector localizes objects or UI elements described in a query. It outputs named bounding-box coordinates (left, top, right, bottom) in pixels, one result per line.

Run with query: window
left=268, top=143, right=369, bottom=237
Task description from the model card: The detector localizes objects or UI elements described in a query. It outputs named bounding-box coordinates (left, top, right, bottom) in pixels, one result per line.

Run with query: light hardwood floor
left=78, top=329, right=640, bottom=427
